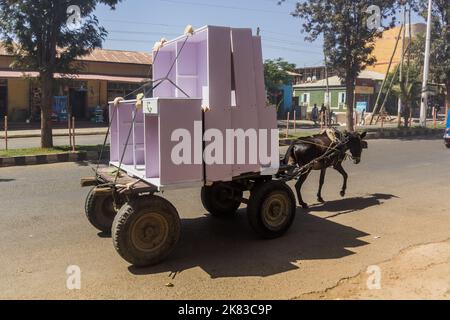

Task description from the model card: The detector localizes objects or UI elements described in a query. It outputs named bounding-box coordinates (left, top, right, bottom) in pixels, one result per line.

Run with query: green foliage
left=0, top=0, right=121, bottom=147
left=264, top=58, right=296, bottom=105
left=264, top=58, right=296, bottom=90
left=0, top=0, right=121, bottom=74
left=410, top=0, right=450, bottom=88
left=280, top=1, right=398, bottom=81
left=279, top=0, right=399, bottom=130
left=389, top=62, right=422, bottom=102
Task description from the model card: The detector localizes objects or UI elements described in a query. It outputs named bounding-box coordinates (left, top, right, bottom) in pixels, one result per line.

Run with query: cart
left=81, top=26, right=298, bottom=267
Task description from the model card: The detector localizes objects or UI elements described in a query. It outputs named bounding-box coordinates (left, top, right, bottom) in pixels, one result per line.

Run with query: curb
left=0, top=151, right=110, bottom=168
left=280, top=128, right=444, bottom=146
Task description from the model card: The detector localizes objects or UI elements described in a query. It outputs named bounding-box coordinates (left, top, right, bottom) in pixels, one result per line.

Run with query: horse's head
left=344, top=131, right=368, bottom=164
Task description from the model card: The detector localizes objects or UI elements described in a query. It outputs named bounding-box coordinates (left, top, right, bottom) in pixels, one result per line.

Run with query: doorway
left=69, top=89, right=87, bottom=120
left=0, top=85, right=7, bottom=119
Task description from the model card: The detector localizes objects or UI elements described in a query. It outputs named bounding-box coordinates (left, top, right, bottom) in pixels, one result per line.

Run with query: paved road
left=0, top=138, right=449, bottom=299
left=4, top=135, right=105, bottom=149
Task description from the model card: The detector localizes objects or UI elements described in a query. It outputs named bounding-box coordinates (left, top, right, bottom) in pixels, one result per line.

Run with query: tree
left=0, top=0, right=121, bottom=148
left=264, top=58, right=296, bottom=106
left=390, top=62, right=422, bottom=126
left=279, top=0, right=398, bottom=131
left=410, top=0, right=450, bottom=122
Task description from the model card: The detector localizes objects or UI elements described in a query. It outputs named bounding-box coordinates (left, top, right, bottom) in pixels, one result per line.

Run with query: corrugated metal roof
left=293, top=70, right=385, bottom=88
left=77, top=48, right=152, bottom=65
left=293, top=76, right=343, bottom=88
left=0, top=45, right=152, bottom=65
left=0, top=70, right=149, bottom=83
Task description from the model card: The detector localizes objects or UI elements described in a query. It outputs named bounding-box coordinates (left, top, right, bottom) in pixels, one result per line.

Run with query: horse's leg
left=295, top=169, right=312, bottom=209
left=317, top=168, right=326, bottom=203
left=334, top=162, right=348, bottom=197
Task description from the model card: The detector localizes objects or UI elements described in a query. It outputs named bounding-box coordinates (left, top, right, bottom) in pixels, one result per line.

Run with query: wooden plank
left=230, top=28, right=260, bottom=176
left=205, top=26, right=233, bottom=182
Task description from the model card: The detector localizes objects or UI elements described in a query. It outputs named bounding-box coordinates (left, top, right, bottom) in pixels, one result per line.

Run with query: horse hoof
left=340, top=191, right=345, bottom=197
left=300, top=203, right=309, bottom=209
left=318, top=197, right=325, bottom=203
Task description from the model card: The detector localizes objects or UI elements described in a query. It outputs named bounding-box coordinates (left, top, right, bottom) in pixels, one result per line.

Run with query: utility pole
left=397, top=2, right=407, bottom=127
left=323, top=32, right=331, bottom=127
left=324, top=52, right=330, bottom=107
left=420, top=0, right=433, bottom=127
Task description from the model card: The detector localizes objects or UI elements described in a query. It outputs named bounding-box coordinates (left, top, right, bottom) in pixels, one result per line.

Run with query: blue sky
left=95, top=0, right=424, bottom=67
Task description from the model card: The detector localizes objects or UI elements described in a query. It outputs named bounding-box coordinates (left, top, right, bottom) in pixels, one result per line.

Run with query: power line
left=263, top=36, right=323, bottom=49
left=105, top=37, right=321, bottom=56
left=109, top=30, right=179, bottom=37
left=103, top=19, right=184, bottom=28
left=102, top=19, right=310, bottom=45
left=264, top=44, right=323, bottom=55
left=107, top=29, right=323, bottom=50
left=158, top=0, right=290, bottom=15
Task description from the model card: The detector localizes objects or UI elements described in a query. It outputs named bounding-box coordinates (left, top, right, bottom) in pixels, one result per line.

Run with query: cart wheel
left=201, top=184, right=243, bottom=217
left=85, top=188, right=120, bottom=233
left=446, top=143, right=450, bottom=149
left=247, top=181, right=297, bottom=239
left=112, top=196, right=181, bottom=267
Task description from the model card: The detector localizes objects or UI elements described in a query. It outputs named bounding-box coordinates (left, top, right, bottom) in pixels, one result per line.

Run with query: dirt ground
left=1, top=139, right=450, bottom=300
left=301, top=238, right=450, bottom=300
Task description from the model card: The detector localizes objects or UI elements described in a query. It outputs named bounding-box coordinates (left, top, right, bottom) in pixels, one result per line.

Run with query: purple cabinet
left=109, top=26, right=279, bottom=190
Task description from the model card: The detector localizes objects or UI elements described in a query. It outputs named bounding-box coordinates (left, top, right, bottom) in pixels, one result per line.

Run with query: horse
left=282, top=129, right=368, bottom=209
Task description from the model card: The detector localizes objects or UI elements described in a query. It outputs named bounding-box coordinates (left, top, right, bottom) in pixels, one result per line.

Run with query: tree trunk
left=345, top=77, right=355, bottom=132
left=40, top=73, right=54, bottom=148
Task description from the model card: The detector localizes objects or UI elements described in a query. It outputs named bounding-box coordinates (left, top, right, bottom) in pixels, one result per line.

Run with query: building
left=292, top=66, right=337, bottom=85
left=293, top=70, right=385, bottom=115
left=366, top=23, right=426, bottom=74
left=0, top=47, right=152, bottom=121
left=291, top=23, right=427, bottom=119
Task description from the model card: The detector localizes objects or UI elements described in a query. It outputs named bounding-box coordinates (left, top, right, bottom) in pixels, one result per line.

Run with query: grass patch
left=280, top=131, right=319, bottom=140
left=0, top=145, right=107, bottom=158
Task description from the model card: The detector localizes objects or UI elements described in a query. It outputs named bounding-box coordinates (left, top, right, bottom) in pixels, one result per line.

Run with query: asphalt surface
left=0, top=138, right=449, bottom=299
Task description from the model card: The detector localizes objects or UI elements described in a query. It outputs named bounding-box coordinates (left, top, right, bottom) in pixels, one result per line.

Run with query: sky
left=94, top=0, right=424, bottom=68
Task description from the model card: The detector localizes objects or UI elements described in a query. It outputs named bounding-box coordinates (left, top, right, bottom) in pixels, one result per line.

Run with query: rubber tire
left=446, top=143, right=450, bottom=149
left=201, top=184, right=243, bottom=217
left=85, top=188, right=118, bottom=233
left=112, top=196, right=181, bottom=267
left=247, top=181, right=297, bottom=239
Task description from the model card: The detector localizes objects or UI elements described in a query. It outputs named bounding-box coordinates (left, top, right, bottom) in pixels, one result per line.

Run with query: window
left=338, top=92, right=346, bottom=105
left=107, top=82, right=142, bottom=102
left=301, top=93, right=310, bottom=106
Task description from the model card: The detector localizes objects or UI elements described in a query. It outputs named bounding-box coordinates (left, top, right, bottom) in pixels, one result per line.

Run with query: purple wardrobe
left=109, top=26, right=279, bottom=190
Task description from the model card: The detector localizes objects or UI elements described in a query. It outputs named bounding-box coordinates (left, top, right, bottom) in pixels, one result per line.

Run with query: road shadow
left=129, top=208, right=370, bottom=279
left=307, top=193, right=398, bottom=219
left=0, top=179, right=15, bottom=183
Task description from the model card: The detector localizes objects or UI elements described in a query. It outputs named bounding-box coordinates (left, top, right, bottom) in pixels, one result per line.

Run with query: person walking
left=360, top=109, right=366, bottom=126
left=311, top=104, right=319, bottom=126
left=320, top=104, right=327, bottom=127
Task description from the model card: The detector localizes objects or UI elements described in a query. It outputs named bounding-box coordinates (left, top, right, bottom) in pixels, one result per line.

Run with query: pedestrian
left=360, top=109, right=366, bottom=126
left=311, top=104, right=319, bottom=126
left=435, top=104, right=441, bottom=116
left=320, top=104, right=327, bottom=126
left=103, top=104, right=109, bottom=124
